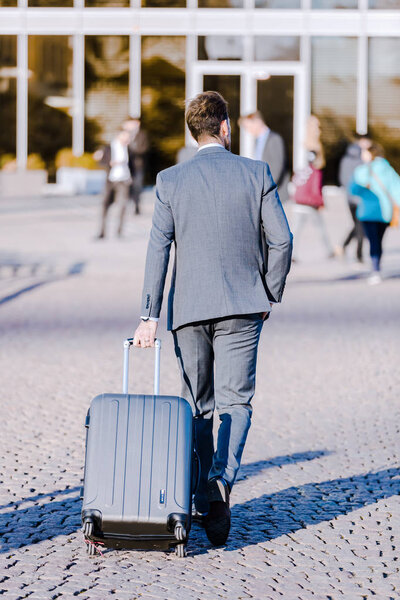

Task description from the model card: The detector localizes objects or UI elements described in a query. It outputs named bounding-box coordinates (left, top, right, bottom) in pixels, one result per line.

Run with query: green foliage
left=26, top=153, right=46, bottom=170
left=55, top=148, right=99, bottom=170
left=0, top=154, right=16, bottom=170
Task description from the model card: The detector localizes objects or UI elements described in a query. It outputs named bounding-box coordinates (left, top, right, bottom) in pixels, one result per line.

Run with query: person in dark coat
left=339, top=134, right=371, bottom=262
left=239, top=111, right=289, bottom=203
left=122, top=117, right=149, bottom=215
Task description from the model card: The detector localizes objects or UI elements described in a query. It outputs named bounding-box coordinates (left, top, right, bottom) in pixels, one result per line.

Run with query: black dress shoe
left=204, top=478, right=231, bottom=546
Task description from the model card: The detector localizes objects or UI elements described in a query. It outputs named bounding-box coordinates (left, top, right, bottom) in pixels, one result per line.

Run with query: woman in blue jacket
left=349, top=143, right=400, bottom=284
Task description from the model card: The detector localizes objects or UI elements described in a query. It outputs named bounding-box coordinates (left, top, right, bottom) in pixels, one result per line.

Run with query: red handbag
left=293, top=167, right=324, bottom=209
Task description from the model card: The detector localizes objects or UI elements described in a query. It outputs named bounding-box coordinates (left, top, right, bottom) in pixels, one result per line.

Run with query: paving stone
left=1, top=193, right=400, bottom=598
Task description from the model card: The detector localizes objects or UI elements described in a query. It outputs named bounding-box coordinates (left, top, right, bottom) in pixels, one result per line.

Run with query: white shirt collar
left=197, top=143, right=224, bottom=152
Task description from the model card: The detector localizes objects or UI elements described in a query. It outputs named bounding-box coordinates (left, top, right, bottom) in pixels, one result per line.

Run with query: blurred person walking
left=290, top=116, right=333, bottom=262
left=349, top=143, right=400, bottom=284
left=239, top=111, right=289, bottom=202
left=304, top=115, right=325, bottom=171
left=95, top=128, right=135, bottom=239
left=133, top=91, right=292, bottom=547
left=291, top=152, right=334, bottom=262
left=122, top=117, right=149, bottom=215
left=338, top=134, right=372, bottom=263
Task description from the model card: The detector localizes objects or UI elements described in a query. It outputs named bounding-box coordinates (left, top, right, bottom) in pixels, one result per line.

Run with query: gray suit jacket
left=141, top=146, right=293, bottom=331
left=261, top=130, right=289, bottom=203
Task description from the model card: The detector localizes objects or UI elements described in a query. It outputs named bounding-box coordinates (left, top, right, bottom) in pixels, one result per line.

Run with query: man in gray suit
left=240, top=111, right=289, bottom=203
left=134, top=92, right=292, bottom=546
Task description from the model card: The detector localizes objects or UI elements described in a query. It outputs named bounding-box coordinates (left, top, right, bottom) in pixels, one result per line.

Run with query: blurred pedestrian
left=291, top=151, right=334, bottom=262
left=349, top=143, right=400, bottom=284
left=338, top=134, right=372, bottom=262
left=95, top=128, right=135, bottom=239
left=122, top=117, right=149, bottom=215
left=304, top=115, right=325, bottom=170
left=239, top=111, right=289, bottom=202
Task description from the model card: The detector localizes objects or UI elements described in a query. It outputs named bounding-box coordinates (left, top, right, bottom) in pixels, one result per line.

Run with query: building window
left=369, top=37, right=400, bottom=173
left=369, top=0, right=400, bottom=7
left=255, top=0, right=300, bottom=7
left=312, top=0, right=358, bottom=7
left=198, top=36, right=244, bottom=61
left=141, top=36, right=185, bottom=182
left=198, top=0, right=244, bottom=8
left=257, top=76, right=294, bottom=174
left=254, top=36, right=300, bottom=61
left=85, top=35, right=129, bottom=152
left=86, top=1, right=130, bottom=6
left=311, top=36, right=357, bottom=183
left=28, top=36, right=73, bottom=176
left=29, top=1, right=74, bottom=6
left=0, top=36, right=17, bottom=168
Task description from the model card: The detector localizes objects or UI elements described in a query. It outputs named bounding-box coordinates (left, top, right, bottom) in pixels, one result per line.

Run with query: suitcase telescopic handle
left=123, top=338, right=161, bottom=396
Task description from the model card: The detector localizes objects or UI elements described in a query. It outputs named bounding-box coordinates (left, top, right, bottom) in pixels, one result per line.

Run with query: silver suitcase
left=81, top=338, right=194, bottom=557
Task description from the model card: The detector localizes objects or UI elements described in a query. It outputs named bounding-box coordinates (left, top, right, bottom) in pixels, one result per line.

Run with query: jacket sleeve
left=261, top=163, right=293, bottom=303
left=140, top=173, right=174, bottom=319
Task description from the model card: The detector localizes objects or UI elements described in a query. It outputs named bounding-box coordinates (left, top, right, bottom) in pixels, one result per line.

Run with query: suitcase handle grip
left=123, top=338, right=161, bottom=396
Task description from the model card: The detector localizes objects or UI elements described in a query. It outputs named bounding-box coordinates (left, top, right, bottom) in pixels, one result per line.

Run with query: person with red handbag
left=291, top=151, right=334, bottom=262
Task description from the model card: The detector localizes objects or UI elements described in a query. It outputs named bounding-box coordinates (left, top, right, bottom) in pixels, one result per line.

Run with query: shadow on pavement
left=0, top=487, right=81, bottom=554
left=225, top=467, right=400, bottom=552
left=0, top=261, right=85, bottom=306
left=290, top=269, right=400, bottom=286
left=236, top=450, right=331, bottom=482
left=3, top=463, right=399, bottom=557
left=0, top=450, right=326, bottom=554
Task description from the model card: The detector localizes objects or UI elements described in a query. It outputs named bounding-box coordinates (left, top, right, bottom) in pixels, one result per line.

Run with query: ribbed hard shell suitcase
left=81, top=338, right=194, bottom=557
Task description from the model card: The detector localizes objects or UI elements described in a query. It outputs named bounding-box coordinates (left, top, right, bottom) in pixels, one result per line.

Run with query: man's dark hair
left=185, top=91, right=229, bottom=142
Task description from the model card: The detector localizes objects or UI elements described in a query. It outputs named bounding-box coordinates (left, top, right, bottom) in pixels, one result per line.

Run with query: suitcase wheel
left=174, top=522, right=186, bottom=542
left=83, top=519, right=94, bottom=538
left=87, top=541, right=97, bottom=557
left=175, top=543, right=187, bottom=558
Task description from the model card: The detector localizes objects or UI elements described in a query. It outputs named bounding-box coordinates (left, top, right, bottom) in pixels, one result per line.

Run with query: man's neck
left=197, top=136, right=223, bottom=148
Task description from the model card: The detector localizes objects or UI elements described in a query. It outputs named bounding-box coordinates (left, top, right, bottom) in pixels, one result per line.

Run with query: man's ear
left=220, top=119, right=229, bottom=137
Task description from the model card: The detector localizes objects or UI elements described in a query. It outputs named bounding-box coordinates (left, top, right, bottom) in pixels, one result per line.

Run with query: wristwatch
left=141, top=317, right=149, bottom=322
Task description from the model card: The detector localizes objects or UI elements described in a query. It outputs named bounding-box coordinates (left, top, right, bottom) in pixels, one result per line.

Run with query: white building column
left=17, top=33, right=28, bottom=170
left=185, top=35, right=198, bottom=145
left=357, top=1, right=368, bottom=134
left=72, top=34, right=85, bottom=156
left=129, top=34, right=141, bottom=118
left=240, top=71, right=256, bottom=158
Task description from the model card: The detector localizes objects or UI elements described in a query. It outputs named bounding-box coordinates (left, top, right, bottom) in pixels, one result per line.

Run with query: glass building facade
left=0, top=0, right=399, bottom=182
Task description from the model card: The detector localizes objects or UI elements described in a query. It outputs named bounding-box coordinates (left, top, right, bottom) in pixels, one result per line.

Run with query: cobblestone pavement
left=1, top=190, right=400, bottom=600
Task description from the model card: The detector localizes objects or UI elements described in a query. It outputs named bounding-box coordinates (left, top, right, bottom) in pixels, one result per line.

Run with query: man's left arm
left=261, top=164, right=293, bottom=304
left=134, top=173, right=174, bottom=347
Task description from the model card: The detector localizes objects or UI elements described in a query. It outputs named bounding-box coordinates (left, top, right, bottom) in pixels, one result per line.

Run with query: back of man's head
left=185, top=91, right=228, bottom=142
